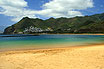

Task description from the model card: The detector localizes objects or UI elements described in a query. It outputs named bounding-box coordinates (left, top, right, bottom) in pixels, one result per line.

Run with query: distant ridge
left=0, top=31, right=3, bottom=34
left=0, top=26, right=7, bottom=32
left=4, top=13, right=104, bottom=34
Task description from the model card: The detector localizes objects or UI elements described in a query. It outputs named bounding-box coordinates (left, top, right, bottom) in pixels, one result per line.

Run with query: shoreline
left=2, top=33, right=104, bottom=35
left=32, top=33, right=104, bottom=35
left=0, top=43, right=104, bottom=54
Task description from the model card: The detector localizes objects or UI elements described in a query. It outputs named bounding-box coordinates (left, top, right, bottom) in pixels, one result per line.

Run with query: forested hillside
left=4, top=13, right=104, bottom=34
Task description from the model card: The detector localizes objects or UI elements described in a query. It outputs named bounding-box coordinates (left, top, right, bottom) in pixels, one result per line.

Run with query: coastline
left=3, top=33, right=104, bottom=35
left=0, top=42, right=104, bottom=53
left=35, top=33, right=104, bottom=35
left=0, top=44, right=104, bottom=69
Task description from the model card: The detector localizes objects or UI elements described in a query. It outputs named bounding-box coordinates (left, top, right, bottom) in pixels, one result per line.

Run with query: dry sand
left=0, top=45, right=104, bottom=69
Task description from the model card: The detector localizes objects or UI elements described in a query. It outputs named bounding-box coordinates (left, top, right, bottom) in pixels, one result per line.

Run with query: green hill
left=4, top=13, right=104, bottom=34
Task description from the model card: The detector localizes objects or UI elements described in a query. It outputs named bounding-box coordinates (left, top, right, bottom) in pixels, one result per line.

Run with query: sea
left=0, top=34, right=104, bottom=51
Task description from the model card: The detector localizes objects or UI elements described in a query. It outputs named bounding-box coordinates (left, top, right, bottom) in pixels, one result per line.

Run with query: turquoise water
left=0, top=34, right=104, bottom=51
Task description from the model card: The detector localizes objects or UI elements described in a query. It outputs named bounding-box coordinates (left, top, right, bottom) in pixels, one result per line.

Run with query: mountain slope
left=4, top=13, right=104, bottom=34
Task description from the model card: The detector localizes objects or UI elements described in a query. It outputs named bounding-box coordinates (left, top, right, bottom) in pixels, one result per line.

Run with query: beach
left=0, top=45, right=104, bottom=69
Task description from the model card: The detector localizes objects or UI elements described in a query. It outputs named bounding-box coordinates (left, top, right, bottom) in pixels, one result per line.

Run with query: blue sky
left=0, top=0, right=104, bottom=28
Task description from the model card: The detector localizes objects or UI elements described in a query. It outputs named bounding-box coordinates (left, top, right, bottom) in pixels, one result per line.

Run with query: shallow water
left=0, top=34, right=104, bottom=51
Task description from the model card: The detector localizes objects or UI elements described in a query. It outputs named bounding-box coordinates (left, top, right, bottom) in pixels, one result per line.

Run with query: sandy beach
left=0, top=45, right=104, bottom=69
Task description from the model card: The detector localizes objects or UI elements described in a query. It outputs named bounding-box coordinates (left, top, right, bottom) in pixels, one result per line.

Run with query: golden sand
left=0, top=45, right=104, bottom=69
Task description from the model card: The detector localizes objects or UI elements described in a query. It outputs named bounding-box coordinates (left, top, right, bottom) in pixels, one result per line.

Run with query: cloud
left=0, top=0, right=27, bottom=8
left=0, top=0, right=94, bottom=22
left=36, top=0, right=94, bottom=18
left=0, top=0, right=36, bottom=22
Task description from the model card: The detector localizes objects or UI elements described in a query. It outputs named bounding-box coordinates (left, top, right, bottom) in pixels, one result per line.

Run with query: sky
left=0, top=0, right=104, bottom=28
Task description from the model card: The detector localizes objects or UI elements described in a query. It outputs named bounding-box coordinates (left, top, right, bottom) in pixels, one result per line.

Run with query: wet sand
left=0, top=45, right=104, bottom=69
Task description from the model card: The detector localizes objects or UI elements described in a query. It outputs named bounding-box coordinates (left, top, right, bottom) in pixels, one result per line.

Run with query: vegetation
left=4, top=13, right=104, bottom=34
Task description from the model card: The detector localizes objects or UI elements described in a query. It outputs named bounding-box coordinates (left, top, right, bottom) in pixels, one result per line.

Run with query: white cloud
left=0, top=0, right=94, bottom=22
left=0, top=0, right=36, bottom=22
left=0, top=0, right=27, bottom=8
left=36, top=0, right=94, bottom=18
